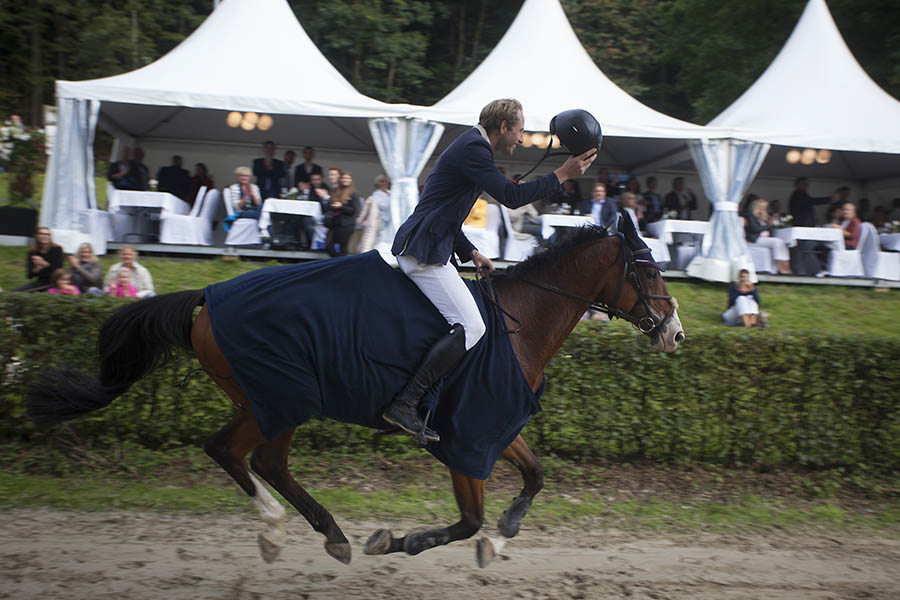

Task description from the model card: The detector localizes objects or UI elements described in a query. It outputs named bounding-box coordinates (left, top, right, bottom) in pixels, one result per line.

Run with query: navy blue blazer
left=580, top=197, right=620, bottom=231
left=392, top=127, right=561, bottom=265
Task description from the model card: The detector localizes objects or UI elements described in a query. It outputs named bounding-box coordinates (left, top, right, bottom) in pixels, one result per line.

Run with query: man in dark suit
left=383, top=98, right=597, bottom=443
left=156, top=155, right=191, bottom=201
left=664, top=177, right=697, bottom=219
left=788, top=177, right=837, bottom=275
left=252, top=140, right=285, bottom=200
left=294, top=146, right=323, bottom=185
left=581, top=181, right=619, bottom=232
left=107, top=146, right=139, bottom=190
left=131, top=147, right=150, bottom=191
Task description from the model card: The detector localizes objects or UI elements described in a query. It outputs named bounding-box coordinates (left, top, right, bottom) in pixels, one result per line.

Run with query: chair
left=858, top=222, right=900, bottom=280
left=499, top=205, right=539, bottom=262
left=160, top=187, right=220, bottom=246
left=641, top=236, right=671, bottom=268
left=670, top=244, right=698, bottom=270
left=826, top=230, right=865, bottom=277
left=748, top=244, right=776, bottom=274
left=223, top=186, right=262, bottom=246
left=461, top=203, right=502, bottom=259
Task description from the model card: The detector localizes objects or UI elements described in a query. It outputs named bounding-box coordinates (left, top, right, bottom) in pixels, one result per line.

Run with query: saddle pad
left=204, top=250, right=542, bottom=479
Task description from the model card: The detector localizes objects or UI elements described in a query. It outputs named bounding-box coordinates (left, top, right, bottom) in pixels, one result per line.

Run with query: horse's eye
left=645, top=270, right=658, bottom=281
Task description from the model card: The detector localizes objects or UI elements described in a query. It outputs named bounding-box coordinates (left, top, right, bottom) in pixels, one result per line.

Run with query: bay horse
left=27, top=220, right=683, bottom=568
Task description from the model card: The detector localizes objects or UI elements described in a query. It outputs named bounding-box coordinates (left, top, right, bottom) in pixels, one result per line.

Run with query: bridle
left=483, top=233, right=677, bottom=339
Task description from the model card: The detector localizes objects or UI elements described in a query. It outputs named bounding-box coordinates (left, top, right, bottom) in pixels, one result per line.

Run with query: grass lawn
left=1, top=245, right=897, bottom=338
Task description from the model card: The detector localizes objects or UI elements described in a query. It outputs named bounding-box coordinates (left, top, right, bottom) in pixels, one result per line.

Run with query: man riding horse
left=384, top=99, right=601, bottom=444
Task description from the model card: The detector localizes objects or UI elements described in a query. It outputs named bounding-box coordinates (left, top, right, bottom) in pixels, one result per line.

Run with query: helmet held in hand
left=550, top=109, right=602, bottom=156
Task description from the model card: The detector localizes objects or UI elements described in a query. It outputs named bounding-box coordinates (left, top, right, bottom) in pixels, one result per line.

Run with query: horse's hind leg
left=250, top=430, right=352, bottom=565
left=477, top=434, right=544, bottom=568
left=364, top=469, right=484, bottom=557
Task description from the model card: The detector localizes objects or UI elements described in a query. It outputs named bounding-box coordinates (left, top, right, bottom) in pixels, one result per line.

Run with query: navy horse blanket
left=204, top=251, right=543, bottom=479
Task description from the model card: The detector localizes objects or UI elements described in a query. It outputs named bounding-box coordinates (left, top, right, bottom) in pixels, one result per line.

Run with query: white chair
left=223, top=186, right=262, bottom=246
left=826, top=230, right=865, bottom=277
left=748, top=244, right=776, bottom=274
left=461, top=203, right=502, bottom=259
left=499, top=205, right=539, bottom=262
left=160, top=188, right=220, bottom=246
left=858, top=222, right=900, bottom=280
left=670, top=244, right=698, bottom=270
left=641, top=236, right=671, bottom=267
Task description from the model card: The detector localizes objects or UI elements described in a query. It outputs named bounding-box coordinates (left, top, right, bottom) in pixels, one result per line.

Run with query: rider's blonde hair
left=479, top=99, right=522, bottom=134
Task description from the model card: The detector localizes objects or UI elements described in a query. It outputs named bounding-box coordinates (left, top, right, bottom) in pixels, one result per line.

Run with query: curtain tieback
left=712, top=201, right=739, bottom=212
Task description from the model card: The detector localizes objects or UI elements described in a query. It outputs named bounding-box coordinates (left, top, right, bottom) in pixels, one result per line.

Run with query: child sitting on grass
left=106, top=267, right=138, bottom=298
left=47, top=269, right=81, bottom=296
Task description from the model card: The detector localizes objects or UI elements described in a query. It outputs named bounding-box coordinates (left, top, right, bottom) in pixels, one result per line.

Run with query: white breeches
left=397, top=255, right=486, bottom=350
left=722, top=295, right=759, bottom=325
left=750, top=236, right=789, bottom=261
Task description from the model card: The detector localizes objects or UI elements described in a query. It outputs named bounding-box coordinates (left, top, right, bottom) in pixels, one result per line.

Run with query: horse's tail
left=27, top=289, right=206, bottom=426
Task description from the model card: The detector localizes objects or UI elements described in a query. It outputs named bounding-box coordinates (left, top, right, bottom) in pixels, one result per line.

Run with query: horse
left=27, top=220, right=684, bottom=569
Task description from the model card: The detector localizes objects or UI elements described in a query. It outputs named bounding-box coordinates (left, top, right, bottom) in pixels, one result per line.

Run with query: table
left=880, top=233, right=900, bottom=252
left=259, top=199, right=323, bottom=232
left=108, top=190, right=190, bottom=241
left=773, top=226, right=845, bottom=251
left=540, top=214, right=593, bottom=239
left=644, top=219, right=710, bottom=245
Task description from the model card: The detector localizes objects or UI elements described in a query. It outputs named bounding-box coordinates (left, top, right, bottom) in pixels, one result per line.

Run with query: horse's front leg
left=477, top=434, right=544, bottom=568
left=364, top=469, right=484, bottom=556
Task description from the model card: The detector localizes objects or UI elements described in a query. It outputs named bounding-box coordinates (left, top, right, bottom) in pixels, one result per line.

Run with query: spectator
left=859, top=197, right=870, bottom=222
left=620, top=192, right=643, bottom=231
left=788, top=177, right=833, bottom=227
left=767, top=199, right=784, bottom=226
left=326, top=166, right=341, bottom=192
left=581, top=182, right=618, bottom=232
left=131, top=147, right=150, bottom=190
left=13, top=227, right=63, bottom=292
left=745, top=198, right=792, bottom=274
left=107, top=146, right=139, bottom=190
left=47, top=269, right=81, bottom=296
left=740, top=193, right=758, bottom=221
left=542, top=179, right=580, bottom=214
left=156, top=155, right=191, bottom=201
left=106, top=266, right=138, bottom=298
left=224, top=166, right=263, bottom=231
left=252, top=140, right=285, bottom=200
left=294, top=146, right=323, bottom=185
left=888, top=198, right=900, bottom=221
left=188, top=162, right=215, bottom=205
left=642, top=176, right=663, bottom=225
left=66, top=243, right=103, bottom=294
left=104, top=245, right=155, bottom=298
left=355, top=187, right=381, bottom=254
left=323, top=171, right=359, bottom=257
left=871, top=205, right=888, bottom=232
left=371, top=174, right=392, bottom=247
left=832, top=201, right=861, bottom=249
left=722, top=269, right=762, bottom=328
left=507, top=202, right=544, bottom=246
left=825, top=201, right=844, bottom=226
left=281, top=150, right=296, bottom=193
left=664, top=177, right=697, bottom=219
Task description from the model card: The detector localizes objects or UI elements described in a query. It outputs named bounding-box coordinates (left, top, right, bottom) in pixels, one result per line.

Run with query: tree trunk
left=452, top=2, right=467, bottom=82
left=470, top=0, right=486, bottom=63
left=29, top=5, right=43, bottom=126
left=131, top=7, right=139, bottom=68
left=386, top=55, right=396, bottom=95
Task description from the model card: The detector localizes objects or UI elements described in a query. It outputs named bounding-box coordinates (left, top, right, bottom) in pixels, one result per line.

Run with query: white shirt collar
left=475, top=124, right=490, bottom=144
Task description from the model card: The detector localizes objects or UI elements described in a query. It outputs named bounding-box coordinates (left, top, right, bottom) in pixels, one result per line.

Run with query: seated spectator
left=355, top=187, right=381, bottom=254
left=188, top=162, right=215, bottom=205
left=664, top=177, right=697, bottom=220
left=620, top=192, right=643, bottom=231
left=13, top=227, right=63, bottom=292
left=104, top=245, right=155, bottom=298
left=106, top=267, right=138, bottom=298
left=294, top=146, right=323, bottom=185
left=66, top=242, right=103, bottom=294
left=156, top=155, right=191, bottom=202
left=825, top=201, right=844, bottom=226
left=223, top=166, right=262, bottom=230
left=252, top=140, right=284, bottom=200
left=767, top=199, right=784, bottom=227
left=833, top=201, right=862, bottom=249
left=641, top=176, right=663, bottom=225
left=871, top=205, right=888, bottom=232
left=47, top=269, right=81, bottom=296
left=507, top=202, right=544, bottom=245
left=370, top=174, right=392, bottom=246
left=548, top=179, right=581, bottom=214
left=745, top=198, right=791, bottom=274
left=722, top=269, right=762, bottom=328
left=326, top=165, right=341, bottom=192
left=107, top=146, right=139, bottom=190
left=323, top=171, right=359, bottom=257
left=581, top=182, right=619, bottom=232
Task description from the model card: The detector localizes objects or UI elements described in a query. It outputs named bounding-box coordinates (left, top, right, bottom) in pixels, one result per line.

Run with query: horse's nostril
left=674, top=331, right=685, bottom=344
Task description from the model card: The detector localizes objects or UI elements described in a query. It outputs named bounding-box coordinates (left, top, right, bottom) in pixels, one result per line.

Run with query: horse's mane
left=505, top=225, right=612, bottom=280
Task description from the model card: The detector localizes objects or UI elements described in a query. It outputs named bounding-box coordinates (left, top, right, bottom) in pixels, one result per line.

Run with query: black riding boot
left=382, top=323, right=467, bottom=444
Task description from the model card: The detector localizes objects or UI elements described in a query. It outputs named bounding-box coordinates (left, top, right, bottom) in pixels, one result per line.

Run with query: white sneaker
left=815, top=270, right=828, bottom=278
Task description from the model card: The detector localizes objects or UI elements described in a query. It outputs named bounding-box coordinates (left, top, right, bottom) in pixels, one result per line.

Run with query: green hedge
left=2, top=293, right=899, bottom=471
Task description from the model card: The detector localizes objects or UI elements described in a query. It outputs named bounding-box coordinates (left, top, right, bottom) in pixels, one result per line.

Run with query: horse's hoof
left=363, top=529, right=393, bottom=555
left=497, top=513, right=520, bottom=539
left=476, top=537, right=495, bottom=569
left=258, top=532, right=283, bottom=563
left=325, top=540, right=352, bottom=565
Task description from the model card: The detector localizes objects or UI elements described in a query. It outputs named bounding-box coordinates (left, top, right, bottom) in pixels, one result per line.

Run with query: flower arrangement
left=664, top=210, right=679, bottom=220
left=283, top=187, right=300, bottom=199
left=777, top=214, right=793, bottom=228
left=0, top=115, right=47, bottom=208
left=889, top=220, right=900, bottom=234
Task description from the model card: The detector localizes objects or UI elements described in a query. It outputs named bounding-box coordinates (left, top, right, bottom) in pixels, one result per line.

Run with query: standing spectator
left=581, top=182, right=619, bottom=232
left=722, top=269, right=762, bottom=328
left=833, top=202, right=862, bottom=249
left=294, top=146, right=323, bottom=185
left=156, top=155, right=191, bottom=201
left=131, top=148, right=150, bottom=190
left=281, top=150, right=296, bottom=192
left=664, top=177, right=698, bottom=219
left=104, top=245, right=155, bottom=298
left=188, top=162, right=215, bottom=205
left=642, top=176, right=663, bottom=225
left=323, top=171, right=359, bottom=257
left=745, top=198, right=792, bottom=274
left=13, top=227, right=63, bottom=292
left=108, top=146, right=138, bottom=190
left=788, top=177, right=833, bottom=227
left=66, top=243, right=103, bottom=294
left=355, top=188, right=381, bottom=254
left=370, top=174, right=392, bottom=246
left=326, top=166, right=341, bottom=192
left=252, top=140, right=285, bottom=200
left=106, top=267, right=138, bottom=298
left=47, top=269, right=81, bottom=296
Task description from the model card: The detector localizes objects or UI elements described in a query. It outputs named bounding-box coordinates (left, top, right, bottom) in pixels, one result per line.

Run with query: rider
left=383, top=99, right=598, bottom=443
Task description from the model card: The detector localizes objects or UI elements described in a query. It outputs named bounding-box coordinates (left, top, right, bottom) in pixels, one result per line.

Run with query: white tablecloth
left=540, top=214, right=593, bottom=239
left=109, top=190, right=190, bottom=215
left=880, top=233, right=900, bottom=252
left=774, top=226, right=845, bottom=250
left=644, top=219, right=710, bottom=244
left=259, top=199, right=324, bottom=232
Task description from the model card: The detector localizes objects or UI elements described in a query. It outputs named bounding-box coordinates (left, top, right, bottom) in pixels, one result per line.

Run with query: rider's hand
left=554, top=149, right=597, bottom=183
left=472, top=249, right=495, bottom=274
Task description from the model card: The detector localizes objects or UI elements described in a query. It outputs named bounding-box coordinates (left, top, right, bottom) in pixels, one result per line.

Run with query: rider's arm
left=453, top=229, right=476, bottom=263
left=461, top=141, right=560, bottom=210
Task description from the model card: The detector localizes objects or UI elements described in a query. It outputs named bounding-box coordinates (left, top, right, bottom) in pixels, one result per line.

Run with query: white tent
left=41, top=0, right=422, bottom=253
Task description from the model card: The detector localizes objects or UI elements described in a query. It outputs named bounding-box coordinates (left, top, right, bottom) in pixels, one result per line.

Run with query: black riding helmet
left=550, top=109, right=603, bottom=156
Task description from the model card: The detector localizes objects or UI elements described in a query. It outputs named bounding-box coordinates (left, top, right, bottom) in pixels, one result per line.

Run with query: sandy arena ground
left=1, top=509, right=898, bottom=599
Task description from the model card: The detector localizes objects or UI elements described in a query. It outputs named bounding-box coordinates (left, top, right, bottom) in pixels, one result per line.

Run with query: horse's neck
left=498, top=240, right=621, bottom=390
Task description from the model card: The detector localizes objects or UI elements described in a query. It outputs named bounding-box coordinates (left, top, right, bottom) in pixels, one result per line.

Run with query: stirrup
left=412, top=409, right=440, bottom=445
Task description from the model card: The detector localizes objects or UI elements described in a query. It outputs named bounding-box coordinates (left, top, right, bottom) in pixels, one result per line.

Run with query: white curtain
left=368, top=117, right=444, bottom=249
left=40, top=98, right=104, bottom=253
left=686, top=138, right=770, bottom=282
